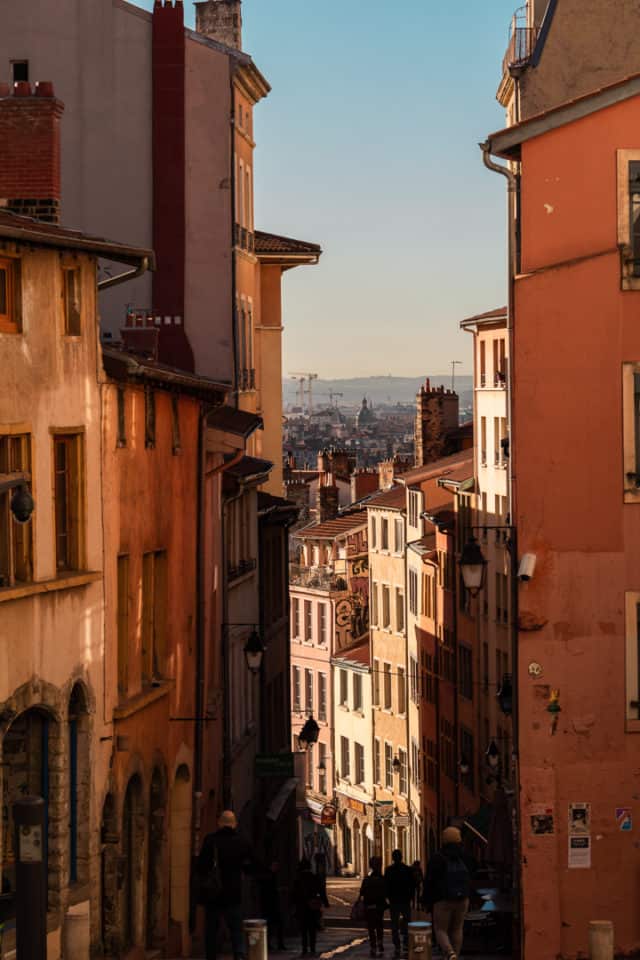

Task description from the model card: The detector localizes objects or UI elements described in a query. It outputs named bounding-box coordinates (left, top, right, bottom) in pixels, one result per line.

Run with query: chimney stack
left=0, top=82, right=64, bottom=223
left=194, top=0, right=242, bottom=49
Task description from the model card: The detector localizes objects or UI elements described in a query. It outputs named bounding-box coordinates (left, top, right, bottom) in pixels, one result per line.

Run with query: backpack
left=444, top=855, right=470, bottom=900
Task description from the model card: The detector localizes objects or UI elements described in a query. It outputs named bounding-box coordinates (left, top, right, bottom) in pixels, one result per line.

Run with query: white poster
left=568, top=836, right=591, bottom=869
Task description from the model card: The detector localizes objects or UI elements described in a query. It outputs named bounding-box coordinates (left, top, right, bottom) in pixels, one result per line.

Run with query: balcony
left=239, top=368, right=256, bottom=392
left=289, top=564, right=348, bottom=593
left=234, top=222, right=255, bottom=253
left=498, top=10, right=537, bottom=105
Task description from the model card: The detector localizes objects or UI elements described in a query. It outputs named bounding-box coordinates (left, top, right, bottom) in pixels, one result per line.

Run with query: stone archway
left=147, top=767, right=167, bottom=950
left=169, top=765, right=191, bottom=954
left=121, top=775, right=145, bottom=951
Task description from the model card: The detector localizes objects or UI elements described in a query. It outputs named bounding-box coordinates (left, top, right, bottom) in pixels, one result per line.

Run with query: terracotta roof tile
left=255, top=230, right=322, bottom=256
left=368, top=485, right=406, bottom=511
left=332, top=642, right=371, bottom=668
left=296, top=510, right=368, bottom=540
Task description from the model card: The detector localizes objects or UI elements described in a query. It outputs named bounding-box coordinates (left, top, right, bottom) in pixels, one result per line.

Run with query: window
left=409, top=655, right=418, bottom=704
left=382, top=585, right=391, bottom=628
left=318, top=603, right=328, bottom=646
left=318, top=673, right=327, bottom=722
left=396, top=588, right=405, bottom=633
left=53, top=433, right=84, bottom=571
left=353, top=673, right=363, bottom=712
left=397, top=666, right=406, bottom=715
left=394, top=518, right=404, bottom=553
left=117, top=555, right=129, bottom=696
left=171, top=396, right=181, bottom=454
left=618, top=152, right=640, bottom=287
left=318, top=742, right=327, bottom=794
left=373, top=658, right=380, bottom=706
left=141, top=550, right=168, bottom=683
left=0, top=256, right=21, bottom=334
left=304, top=600, right=312, bottom=641
left=496, top=572, right=509, bottom=624
left=292, top=666, right=301, bottom=712
left=371, top=582, right=379, bottom=626
left=426, top=738, right=437, bottom=790
left=398, top=748, right=408, bottom=795
left=411, top=739, right=420, bottom=786
left=305, top=668, right=314, bottom=714
left=479, top=339, right=486, bottom=387
left=340, top=669, right=349, bottom=707
left=424, top=653, right=436, bottom=703
left=384, top=742, right=393, bottom=789
left=355, top=743, right=365, bottom=785
left=63, top=266, right=81, bottom=336
left=460, top=727, right=475, bottom=792
left=459, top=646, right=473, bottom=700
left=423, top=572, right=435, bottom=619
left=381, top=518, right=389, bottom=550
left=409, top=569, right=418, bottom=615
left=11, top=60, right=29, bottom=83
left=374, top=739, right=381, bottom=785
left=145, top=388, right=156, bottom=448
left=383, top=662, right=392, bottom=710
left=440, top=628, right=455, bottom=682
left=341, top=736, right=350, bottom=780
left=480, top=417, right=487, bottom=466
left=371, top=516, right=377, bottom=549
left=116, top=388, right=127, bottom=447
left=292, top=597, right=301, bottom=639
left=245, top=166, right=253, bottom=232
left=623, top=363, right=640, bottom=499
left=408, top=491, right=420, bottom=529
left=494, top=338, right=506, bottom=386
left=0, top=432, right=32, bottom=587
left=440, top=718, right=455, bottom=780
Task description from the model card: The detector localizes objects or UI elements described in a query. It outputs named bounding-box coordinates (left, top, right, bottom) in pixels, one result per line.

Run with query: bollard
left=589, top=921, right=614, bottom=960
left=244, top=919, right=268, bottom=960
left=13, top=796, right=47, bottom=960
left=408, top=921, right=432, bottom=960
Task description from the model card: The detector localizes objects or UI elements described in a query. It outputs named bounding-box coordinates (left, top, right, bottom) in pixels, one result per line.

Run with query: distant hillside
left=283, top=375, right=473, bottom=410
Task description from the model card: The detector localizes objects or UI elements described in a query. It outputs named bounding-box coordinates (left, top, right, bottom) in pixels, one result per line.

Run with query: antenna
left=450, top=360, right=462, bottom=393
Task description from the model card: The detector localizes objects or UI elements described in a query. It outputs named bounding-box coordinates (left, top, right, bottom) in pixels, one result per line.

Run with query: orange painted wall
left=514, top=93, right=640, bottom=959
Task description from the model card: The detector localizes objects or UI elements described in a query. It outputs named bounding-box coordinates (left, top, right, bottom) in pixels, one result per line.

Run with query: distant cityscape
left=283, top=375, right=473, bottom=468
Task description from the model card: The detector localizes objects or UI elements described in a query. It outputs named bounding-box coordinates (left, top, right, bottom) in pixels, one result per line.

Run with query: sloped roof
left=460, top=306, right=507, bottom=329
left=333, top=642, right=371, bottom=669
left=296, top=510, right=368, bottom=540
left=367, top=485, right=406, bottom=511
left=255, top=230, right=322, bottom=257
left=402, top=450, right=474, bottom=487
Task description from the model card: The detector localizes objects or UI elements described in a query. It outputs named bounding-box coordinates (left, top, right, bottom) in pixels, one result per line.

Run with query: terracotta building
left=484, top=68, right=640, bottom=959
left=0, top=85, right=151, bottom=957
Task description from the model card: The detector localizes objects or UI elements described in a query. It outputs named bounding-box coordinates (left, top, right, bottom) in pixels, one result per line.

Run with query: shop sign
left=321, top=803, right=337, bottom=826
left=375, top=801, right=394, bottom=821
left=343, top=796, right=367, bottom=816
left=394, top=815, right=410, bottom=828
left=255, top=753, right=294, bottom=778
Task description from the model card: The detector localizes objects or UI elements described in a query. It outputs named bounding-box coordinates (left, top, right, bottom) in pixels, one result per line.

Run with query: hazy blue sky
left=141, top=0, right=516, bottom=377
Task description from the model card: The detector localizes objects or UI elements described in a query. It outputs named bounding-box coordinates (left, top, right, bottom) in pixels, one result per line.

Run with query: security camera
left=518, top=553, right=536, bottom=582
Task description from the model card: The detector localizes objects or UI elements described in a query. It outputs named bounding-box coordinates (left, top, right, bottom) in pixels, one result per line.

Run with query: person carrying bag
left=359, top=856, right=388, bottom=958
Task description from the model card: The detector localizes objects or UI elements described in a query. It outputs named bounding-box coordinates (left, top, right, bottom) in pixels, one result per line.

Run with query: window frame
left=52, top=430, right=85, bottom=573
left=618, top=150, right=640, bottom=289
left=0, top=256, right=21, bottom=335
left=62, top=263, right=82, bottom=337
left=623, top=362, right=640, bottom=502
left=0, top=431, right=33, bottom=587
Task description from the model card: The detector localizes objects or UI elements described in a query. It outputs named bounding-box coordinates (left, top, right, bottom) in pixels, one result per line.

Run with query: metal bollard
left=589, top=921, right=614, bottom=960
left=244, top=919, right=268, bottom=960
left=408, top=921, right=432, bottom=960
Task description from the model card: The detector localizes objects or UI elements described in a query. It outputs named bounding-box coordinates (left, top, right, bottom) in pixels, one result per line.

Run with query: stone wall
left=195, top=0, right=242, bottom=49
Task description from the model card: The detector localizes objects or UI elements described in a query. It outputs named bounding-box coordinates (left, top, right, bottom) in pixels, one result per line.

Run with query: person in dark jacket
left=359, top=856, right=387, bottom=957
left=294, top=858, right=327, bottom=956
left=260, top=860, right=287, bottom=951
left=410, top=861, right=423, bottom=910
left=384, top=850, right=415, bottom=958
left=197, top=810, right=254, bottom=960
left=422, top=827, right=473, bottom=960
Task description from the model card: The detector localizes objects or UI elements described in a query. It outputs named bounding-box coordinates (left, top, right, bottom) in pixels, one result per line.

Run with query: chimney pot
left=13, top=81, right=31, bottom=97
left=35, top=81, right=55, bottom=98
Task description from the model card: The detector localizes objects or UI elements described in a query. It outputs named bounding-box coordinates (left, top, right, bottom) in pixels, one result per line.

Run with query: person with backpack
left=196, top=810, right=255, bottom=960
left=359, top=856, right=388, bottom=957
left=384, top=849, right=415, bottom=958
left=422, top=827, right=473, bottom=960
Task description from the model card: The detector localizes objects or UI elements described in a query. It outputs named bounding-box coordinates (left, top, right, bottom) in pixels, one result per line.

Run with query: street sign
left=255, top=753, right=295, bottom=778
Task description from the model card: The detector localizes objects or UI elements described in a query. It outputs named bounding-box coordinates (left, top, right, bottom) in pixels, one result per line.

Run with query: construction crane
left=290, top=374, right=306, bottom=411
left=328, top=390, right=344, bottom=409
left=290, top=372, right=318, bottom=415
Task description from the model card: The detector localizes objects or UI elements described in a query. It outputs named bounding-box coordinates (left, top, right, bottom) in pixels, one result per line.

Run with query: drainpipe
left=480, top=140, right=523, bottom=960
left=229, top=70, right=239, bottom=409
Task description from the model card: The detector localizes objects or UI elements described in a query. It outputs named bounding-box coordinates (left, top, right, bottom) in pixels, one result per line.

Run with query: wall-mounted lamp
left=298, top=716, right=320, bottom=751
left=460, top=537, right=487, bottom=596
left=0, top=473, right=34, bottom=524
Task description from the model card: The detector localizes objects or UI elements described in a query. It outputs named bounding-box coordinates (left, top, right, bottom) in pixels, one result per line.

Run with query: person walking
left=260, top=860, right=287, bottom=952
left=422, top=827, right=473, bottom=960
left=384, top=849, right=415, bottom=958
left=359, top=856, right=387, bottom=957
left=294, top=858, right=328, bottom=957
left=197, top=810, right=254, bottom=960
left=410, top=861, right=423, bottom=911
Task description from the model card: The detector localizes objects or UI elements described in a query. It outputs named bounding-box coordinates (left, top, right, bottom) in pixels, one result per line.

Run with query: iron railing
left=289, top=565, right=348, bottom=593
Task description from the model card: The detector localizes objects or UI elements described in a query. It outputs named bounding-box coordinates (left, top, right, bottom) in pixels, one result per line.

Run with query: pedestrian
left=359, top=856, right=387, bottom=957
left=260, top=860, right=287, bottom=952
left=410, top=861, right=423, bottom=910
left=196, top=810, right=254, bottom=960
left=422, top=827, right=473, bottom=960
left=384, top=849, right=415, bottom=958
left=294, top=857, right=327, bottom=957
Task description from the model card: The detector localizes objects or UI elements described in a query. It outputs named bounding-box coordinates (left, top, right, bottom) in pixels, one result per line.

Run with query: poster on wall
left=568, top=802, right=591, bottom=836
left=568, top=836, right=591, bottom=869
left=530, top=805, right=555, bottom=836
left=616, top=807, right=633, bottom=832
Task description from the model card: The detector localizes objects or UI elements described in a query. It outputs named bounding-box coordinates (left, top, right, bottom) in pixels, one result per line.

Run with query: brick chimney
left=194, top=0, right=242, bottom=49
left=0, top=81, right=64, bottom=223
left=414, top=379, right=459, bottom=467
left=318, top=476, right=339, bottom=523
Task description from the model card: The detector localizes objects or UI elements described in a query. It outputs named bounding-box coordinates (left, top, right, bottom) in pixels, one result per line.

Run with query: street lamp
left=392, top=756, right=401, bottom=774
left=298, top=716, right=320, bottom=750
left=459, top=756, right=470, bottom=778
left=460, top=536, right=487, bottom=596
left=0, top=473, right=34, bottom=524
left=243, top=628, right=265, bottom=675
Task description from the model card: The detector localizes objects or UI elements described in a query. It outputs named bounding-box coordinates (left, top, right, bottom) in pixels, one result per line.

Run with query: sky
left=140, top=0, right=517, bottom=377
